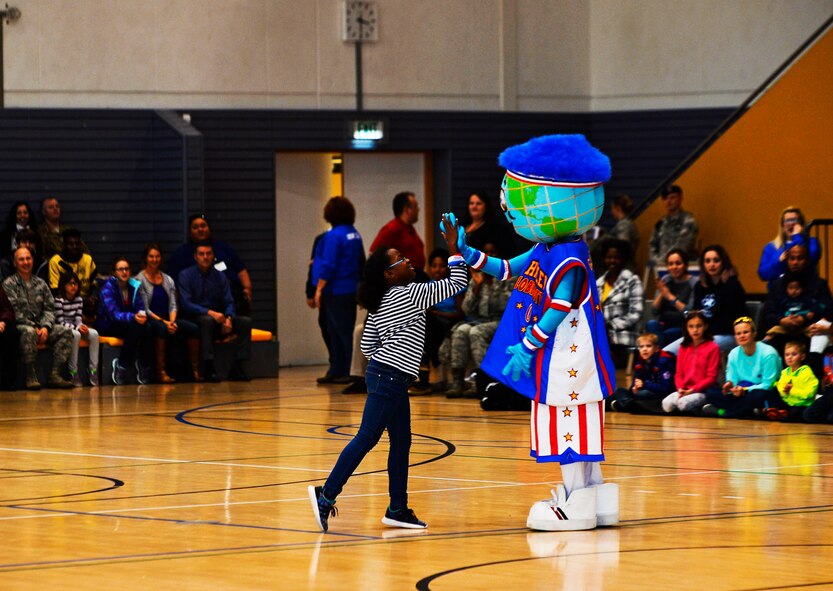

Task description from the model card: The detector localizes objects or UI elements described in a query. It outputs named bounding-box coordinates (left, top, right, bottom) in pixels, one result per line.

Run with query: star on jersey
left=564, top=433, right=574, bottom=442
left=570, top=344, right=578, bottom=353
left=570, top=318, right=578, bottom=328
left=516, top=302, right=523, bottom=309
left=562, top=408, right=572, bottom=417
left=520, top=326, right=527, bottom=333
left=569, top=391, right=579, bottom=400
left=568, top=368, right=578, bottom=378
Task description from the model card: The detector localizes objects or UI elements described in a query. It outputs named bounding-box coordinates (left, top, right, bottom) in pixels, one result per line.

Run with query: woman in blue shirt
left=312, top=197, right=365, bottom=384
left=758, top=207, right=821, bottom=287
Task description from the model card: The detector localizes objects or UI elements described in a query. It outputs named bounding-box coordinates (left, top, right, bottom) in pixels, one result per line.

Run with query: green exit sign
left=349, top=119, right=385, bottom=142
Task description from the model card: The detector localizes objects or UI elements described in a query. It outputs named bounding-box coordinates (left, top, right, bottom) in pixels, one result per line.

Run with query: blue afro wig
left=498, top=134, right=611, bottom=183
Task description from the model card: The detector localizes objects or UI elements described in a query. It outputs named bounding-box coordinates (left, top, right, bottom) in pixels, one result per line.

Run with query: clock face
left=343, top=0, right=378, bottom=42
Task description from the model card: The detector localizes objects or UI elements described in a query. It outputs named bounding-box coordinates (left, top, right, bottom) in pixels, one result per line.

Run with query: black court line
left=414, top=543, right=833, bottom=591
left=0, top=469, right=123, bottom=503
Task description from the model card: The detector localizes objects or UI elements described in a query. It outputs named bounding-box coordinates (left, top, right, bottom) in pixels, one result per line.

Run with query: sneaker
left=135, top=361, right=152, bottom=385
left=69, top=370, right=83, bottom=388
left=381, top=507, right=427, bottom=529
left=701, top=403, right=722, bottom=417
left=112, top=359, right=127, bottom=386
left=610, top=399, right=621, bottom=412
left=764, top=407, right=788, bottom=421
left=527, top=485, right=596, bottom=532
left=331, top=375, right=354, bottom=385
left=88, top=366, right=99, bottom=387
left=316, top=375, right=337, bottom=384
left=342, top=379, right=367, bottom=394
left=228, top=361, right=251, bottom=382
left=308, top=485, right=337, bottom=532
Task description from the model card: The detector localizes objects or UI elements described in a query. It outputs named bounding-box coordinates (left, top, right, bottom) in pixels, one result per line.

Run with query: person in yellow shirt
left=48, top=229, right=97, bottom=298
left=764, top=341, right=819, bottom=421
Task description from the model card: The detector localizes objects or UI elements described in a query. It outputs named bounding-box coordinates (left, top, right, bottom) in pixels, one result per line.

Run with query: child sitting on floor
left=764, top=341, right=819, bottom=421
left=610, top=332, right=675, bottom=413
left=661, top=310, right=720, bottom=413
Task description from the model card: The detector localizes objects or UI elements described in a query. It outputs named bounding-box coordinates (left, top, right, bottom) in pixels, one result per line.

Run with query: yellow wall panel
left=635, top=29, right=833, bottom=293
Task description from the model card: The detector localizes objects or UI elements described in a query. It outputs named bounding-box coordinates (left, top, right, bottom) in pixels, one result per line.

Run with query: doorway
left=275, top=151, right=429, bottom=367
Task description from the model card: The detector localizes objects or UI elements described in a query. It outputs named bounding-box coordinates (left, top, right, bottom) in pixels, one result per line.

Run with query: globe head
left=500, top=171, right=605, bottom=243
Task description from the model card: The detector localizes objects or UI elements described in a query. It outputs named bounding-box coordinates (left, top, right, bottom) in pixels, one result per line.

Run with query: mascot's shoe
left=526, top=485, right=596, bottom=531
left=591, top=483, right=619, bottom=526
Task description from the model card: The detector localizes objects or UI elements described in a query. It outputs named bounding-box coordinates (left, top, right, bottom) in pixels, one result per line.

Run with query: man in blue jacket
left=179, top=242, right=252, bottom=382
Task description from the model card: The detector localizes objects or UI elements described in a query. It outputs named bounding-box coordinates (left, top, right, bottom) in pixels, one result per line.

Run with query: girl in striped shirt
left=55, top=271, right=100, bottom=386
left=309, top=215, right=467, bottom=532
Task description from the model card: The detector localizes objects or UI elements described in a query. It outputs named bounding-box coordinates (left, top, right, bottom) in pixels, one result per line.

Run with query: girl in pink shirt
left=662, top=310, right=721, bottom=413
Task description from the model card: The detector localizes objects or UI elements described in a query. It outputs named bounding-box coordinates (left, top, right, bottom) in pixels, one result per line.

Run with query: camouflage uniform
left=440, top=276, right=515, bottom=370
left=648, top=210, right=699, bottom=269
left=2, top=273, right=72, bottom=365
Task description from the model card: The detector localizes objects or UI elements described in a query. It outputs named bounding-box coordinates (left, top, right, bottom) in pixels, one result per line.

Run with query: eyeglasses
left=115, top=266, right=130, bottom=272
left=386, top=257, right=406, bottom=270
left=733, top=316, right=754, bottom=326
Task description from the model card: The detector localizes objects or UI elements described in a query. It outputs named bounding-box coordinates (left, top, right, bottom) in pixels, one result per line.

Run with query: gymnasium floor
left=0, top=365, right=831, bottom=590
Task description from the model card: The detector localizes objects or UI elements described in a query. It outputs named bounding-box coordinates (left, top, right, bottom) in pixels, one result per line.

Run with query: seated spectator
left=702, top=317, right=781, bottom=418
left=0, top=283, right=18, bottom=390
left=178, top=242, right=252, bottom=382
left=606, top=194, right=640, bottom=269
left=0, top=229, right=43, bottom=281
left=647, top=185, right=698, bottom=269
left=54, top=271, right=100, bottom=387
left=647, top=248, right=697, bottom=347
left=135, top=243, right=193, bottom=384
left=762, top=341, right=819, bottom=421
left=411, top=248, right=465, bottom=394
left=96, top=257, right=154, bottom=385
left=761, top=244, right=832, bottom=355
left=758, top=206, right=822, bottom=288
left=610, top=333, right=675, bottom=413
left=167, top=214, right=253, bottom=316
left=3, top=247, right=73, bottom=390
left=48, top=229, right=97, bottom=298
left=667, top=245, right=749, bottom=355
left=312, top=197, right=365, bottom=385
left=803, top=354, right=833, bottom=423
left=460, top=191, right=514, bottom=258
left=38, top=196, right=85, bottom=259
left=441, top=244, right=513, bottom=397
left=0, top=201, right=38, bottom=260
left=596, top=239, right=644, bottom=365
left=661, top=311, right=720, bottom=413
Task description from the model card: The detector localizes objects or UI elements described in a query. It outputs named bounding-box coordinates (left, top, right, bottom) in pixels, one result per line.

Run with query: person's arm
left=177, top=271, right=209, bottom=317
left=678, top=213, right=699, bottom=255
left=221, top=275, right=236, bottom=317
left=238, top=269, right=252, bottom=301
left=787, top=368, right=819, bottom=405
left=39, top=284, right=56, bottom=330
left=609, top=274, right=643, bottom=330
left=643, top=353, right=676, bottom=395
left=48, top=256, right=61, bottom=290
left=689, top=343, right=720, bottom=393
left=757, top=242, right=783, bottom=282
left=747, top=350, right=781, bottom=391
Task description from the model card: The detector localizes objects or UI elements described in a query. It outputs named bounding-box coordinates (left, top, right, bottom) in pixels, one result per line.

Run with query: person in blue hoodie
left=96, top=257, right=153, bottom=385
left=312, top=197, right=365, bottom=384
left=609, top=333, right=676, bottom=413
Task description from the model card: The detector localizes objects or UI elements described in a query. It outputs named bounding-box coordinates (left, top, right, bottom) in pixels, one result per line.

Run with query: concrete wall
left=4, top=0, right=830, bottom=111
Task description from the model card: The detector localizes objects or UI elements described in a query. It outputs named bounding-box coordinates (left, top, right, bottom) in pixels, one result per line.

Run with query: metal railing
left=808, top=219, right=833, bottom=283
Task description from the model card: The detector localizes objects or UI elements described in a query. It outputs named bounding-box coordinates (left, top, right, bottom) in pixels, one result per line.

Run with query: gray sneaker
left=112, top=359, right=127, bottom=385
left=88, top=366, right=99, bottom=387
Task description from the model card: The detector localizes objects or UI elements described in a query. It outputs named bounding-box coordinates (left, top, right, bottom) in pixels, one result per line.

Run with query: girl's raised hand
left=440, top=214, right=460, bottom=256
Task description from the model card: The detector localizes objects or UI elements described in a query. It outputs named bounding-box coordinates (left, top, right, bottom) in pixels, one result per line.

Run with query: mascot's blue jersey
left=480, top=239, right=615, bottom=406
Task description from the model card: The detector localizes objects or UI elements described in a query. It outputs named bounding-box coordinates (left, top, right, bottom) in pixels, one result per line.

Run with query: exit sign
left=348, top=119, right=386, bottom=142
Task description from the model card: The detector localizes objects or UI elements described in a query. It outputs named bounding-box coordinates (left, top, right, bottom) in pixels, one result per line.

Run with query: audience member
left=178, top=242, right=252, bottom=383
left=762, top=341, right=819, bottom=421
left=54, top=271, right=100, bottom=387
left=666, top=244, right=748, bottom=355
left=135, top=243, right=191, bottom=384
left=38, top=197, right=85, bottom=259
left=606, top=194, right=640, bottom=268
left=647, top=248, right=697, bottom=346
left=369, top=191, right=426, bottom=276
left=410, top=248, right=465, bottom=394
left=312, top=197, right=365, bottom=385
left=661, top=310, right=720, bottom=413
left=647, top=184, right=698, bottom=269
left=609, top=333, right=675, bottom=413
left=702, top=316, right=781, bottom=418
left=596, top=239, right=644, bottom=364
left=440, top=245, right=513, bottom=397
left=3, top=247, right=73, bottom=390
left=0, top=229, right=42, bottom=280
left=0, top=283, right=18, bottom=390
left=96, top=257, right=154, bottom=385
left=0, top=201, right=38, bottom=260
left=803, top=356, right=833, bottom=423
left=761, top=244, right=832, bottom=355
left=167, top=214, right=253, bottom=316
left=48, top=228, right=97, bottom=298
left=459, top=191, right=514, bottom=258
left=758, top=206, right=822, bottom=288
left=306, top=232, right=332, bottom=379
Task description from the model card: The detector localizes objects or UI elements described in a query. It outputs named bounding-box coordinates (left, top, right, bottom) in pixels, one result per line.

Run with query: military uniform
left=3, top=273, right=72, bottom=365
left=647, top=210, right=699, bottom=269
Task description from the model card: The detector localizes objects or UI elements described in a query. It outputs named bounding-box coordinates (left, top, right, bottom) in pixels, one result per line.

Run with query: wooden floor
left=0, top=365, right=832, bottom=590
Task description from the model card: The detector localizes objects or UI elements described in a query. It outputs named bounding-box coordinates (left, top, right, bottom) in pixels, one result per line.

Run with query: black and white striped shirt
left=361, top=256, right=467, bottom=377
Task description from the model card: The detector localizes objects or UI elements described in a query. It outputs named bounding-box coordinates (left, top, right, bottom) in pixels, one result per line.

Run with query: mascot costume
left=444, top=134, right=618, bottom=531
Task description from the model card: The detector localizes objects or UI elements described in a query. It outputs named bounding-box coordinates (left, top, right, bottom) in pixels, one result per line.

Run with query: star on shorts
left=568, top=368, right=578, bottom=378
left=562, top=408, right=572, bottom=417
left=564, top=433, right=573, bottom=442
left=569, top=344, right=577, bottom=353
left=569, top=391, right=579, bottom=400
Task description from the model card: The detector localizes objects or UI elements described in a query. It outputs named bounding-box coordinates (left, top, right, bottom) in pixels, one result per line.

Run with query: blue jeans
left=646, top=319, right=682, bottom=348
left=323, top=359, right=413, bottom=510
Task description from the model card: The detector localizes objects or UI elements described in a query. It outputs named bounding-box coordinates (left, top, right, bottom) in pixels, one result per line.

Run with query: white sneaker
left=526, top=485, right=596, bottom=531
left=591, top=483, right=619, bottom=526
